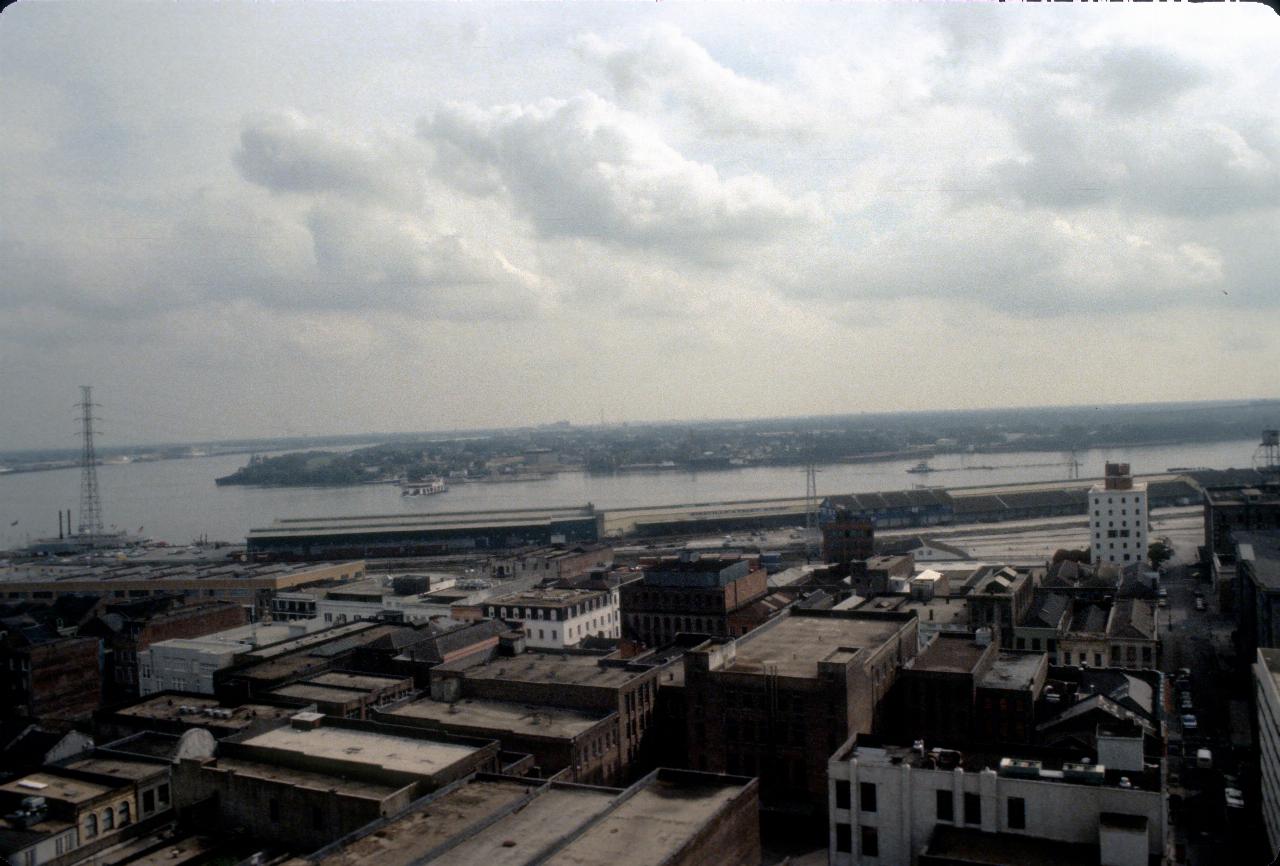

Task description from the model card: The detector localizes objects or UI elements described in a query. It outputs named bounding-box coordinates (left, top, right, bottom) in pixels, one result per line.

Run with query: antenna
left=76, top=386, right=104, bottom=537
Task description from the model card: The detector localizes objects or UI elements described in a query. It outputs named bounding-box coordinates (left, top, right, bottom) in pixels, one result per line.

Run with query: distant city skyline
left=2, top=4, right=1279, bottom=450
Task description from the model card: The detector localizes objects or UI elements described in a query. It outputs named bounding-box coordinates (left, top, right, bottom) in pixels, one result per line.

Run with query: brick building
left=430, top=648, right=662, bottom=782
left=965, top=566, right=1035, bottom=649
left=680, top=609, right=919, bottom=819
left=0, top=627, right=101, bottom=725
left=490, top=543, right=614, bottom=581
left=378, top=694, right=621, bottom=784
left=621, top=554, right=768, bottom=645
left=82, top=598, right=247, bottom=700
left=173, top=714, right=500, bottom=851
left=822, top=506, right=874, bottom=572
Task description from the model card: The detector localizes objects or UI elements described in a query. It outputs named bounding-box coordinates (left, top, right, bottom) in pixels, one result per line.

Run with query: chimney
left=58, top=511, right=64, bottom=540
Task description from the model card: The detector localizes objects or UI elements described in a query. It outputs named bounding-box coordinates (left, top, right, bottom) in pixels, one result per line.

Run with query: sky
left=2, top=2, right=1279, bottom=449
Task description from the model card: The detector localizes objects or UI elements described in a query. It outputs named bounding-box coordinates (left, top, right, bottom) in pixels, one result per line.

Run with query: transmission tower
left=77, top=385, right=104, bottom=536
left=1067, top=449, right=1081, bottom=480
left=804, top=462, right=821, bottom=560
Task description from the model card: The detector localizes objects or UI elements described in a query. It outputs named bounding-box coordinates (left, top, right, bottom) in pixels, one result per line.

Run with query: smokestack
left=58, top=511, right=63, bottom=540
left=67, top=509, right=73, bottom=537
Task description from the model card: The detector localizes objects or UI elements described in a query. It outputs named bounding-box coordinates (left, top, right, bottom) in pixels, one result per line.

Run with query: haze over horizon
left=3, top=3, right=1279, bottom=451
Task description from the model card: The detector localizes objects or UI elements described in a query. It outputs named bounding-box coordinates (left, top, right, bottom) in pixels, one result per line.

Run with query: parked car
left=1183, top=714, right=1199, bottom=732
left=1195, top=598, right=1207, bottom=612
left=1180, top=694, right=1194, bottom=711
left=1225, top=788, right=1245, bottom=809
left=1178, top=667, right=1192, bottom=678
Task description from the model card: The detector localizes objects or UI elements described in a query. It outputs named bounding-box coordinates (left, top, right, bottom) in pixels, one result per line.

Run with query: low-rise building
left=139, top=618, right=336, bottom=695
left=82, top=598, right=248, bottom=700
left=828, top=735, right=1165, bottom=866
left=173, top=714, right=500, bottom=851
left=266, top=672, right=415, bottom=719
left=0, top=767, right=144, bottom=866
left=377, top=694, right=619, bottom=784
left=1255, top=648, right=1280, bottom=860
left=0, top=561, right=364, bottom=621
left=484, top=586, right=619, bottom=649
left=966, top=567, right=1034, bottom=649
left=490, top=544, right=615, bottom=581
left=298, top=768, right=760, bottom=866
left=621, top=554, right=767, bottom=645
left=431, top=647, right=661, bottom=780
left=0, top=627, right=101, bottom=724
left=681, top=609, right=919, bottom=819
left=1236, top=531, right=1280, bottom=661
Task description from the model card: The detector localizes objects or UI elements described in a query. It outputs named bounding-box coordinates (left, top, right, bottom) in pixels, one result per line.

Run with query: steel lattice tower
left=804, top=462, right=820, bottom=560
left=77, top=385, right=104, bottom=536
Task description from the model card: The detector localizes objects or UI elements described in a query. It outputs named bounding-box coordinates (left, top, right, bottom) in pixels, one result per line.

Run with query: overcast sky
left=3, top=2, right=1279, bottom=449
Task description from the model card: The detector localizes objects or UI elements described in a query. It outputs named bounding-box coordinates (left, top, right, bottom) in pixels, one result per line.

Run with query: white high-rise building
left=1089, top=463, right=1149, bottom=567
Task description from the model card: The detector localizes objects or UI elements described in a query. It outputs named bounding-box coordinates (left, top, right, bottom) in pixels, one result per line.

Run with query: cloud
left=418, top=92, right=821, bottom=259
left=234, top=111, right=424, bottom=208
left=574, top=25, right=812, bottom=137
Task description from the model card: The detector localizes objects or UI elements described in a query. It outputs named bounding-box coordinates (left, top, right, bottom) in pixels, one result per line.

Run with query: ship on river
left=400, top=477, right=448, bottom=496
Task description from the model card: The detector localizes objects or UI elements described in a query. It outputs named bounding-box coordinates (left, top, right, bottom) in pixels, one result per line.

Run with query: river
left=0, top=437, right=1264, bottom=548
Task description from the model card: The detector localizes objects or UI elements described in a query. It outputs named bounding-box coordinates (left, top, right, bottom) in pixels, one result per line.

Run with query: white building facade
left=139, top=619, right=327, bottom=695
left=828, top=740, right=1165, bottom=866
left=484, top=586, right=620, bottom=649
left=1255, top=648, right=1280, bottom=859
left=1090, top=463, right=1149, bottom=567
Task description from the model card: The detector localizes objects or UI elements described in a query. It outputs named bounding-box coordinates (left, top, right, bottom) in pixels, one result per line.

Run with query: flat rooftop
left=980, top=652, right=1046, bottom=692
left=840, top=743, right=1159, bottom=792
left=385, top=697, right=611, bottom=739
left=248, top=507, right=597, bottom=540
left=911, top=634, right=990, bottom=675
left=61, top=757, right=168, bottom=782
left=0, top=561, right=350, bottom=586
left=210, top=758, right=404, bottom=800
left=455, top=651, right=644, bottom=689
left=270, top=683, right=368, bottom=704
left=1237, top=532, right=1280, bottom=591
left=312, top=778, right=540, bottom=866
left=925, top=825, right=1098, bottom=866
left=543, top=775, right=749, bottom=866
left=901, top=597, right=967, bottom=625
left=488, top=587, right=607, bottom=609
left=427, top=786, right=617, bottom=866
left=114, top=696, right=296, bottom=728
left=239, top=724, right=480, bottom=777
left=308, top=672, right=408, bottom=691
left=727, top=614, right=906, bottom=678
left=0, top=773, right=112, bottom=805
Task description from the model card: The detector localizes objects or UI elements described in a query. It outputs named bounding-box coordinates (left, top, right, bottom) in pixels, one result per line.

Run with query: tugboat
left=906, top=461, right=935, bottom=474
left=400, top=477, right=448, bottom=496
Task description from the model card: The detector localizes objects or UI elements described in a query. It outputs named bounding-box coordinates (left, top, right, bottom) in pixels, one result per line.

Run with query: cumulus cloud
left=234, top=111, right=424, bottom=209
left=574, top=25, right=812, bottom=137
left=418, top=92, right=821, bottom=258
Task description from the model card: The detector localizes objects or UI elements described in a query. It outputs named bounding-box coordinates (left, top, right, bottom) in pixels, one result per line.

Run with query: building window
left=835, top=823, right=852, bottom=853
left=158, top=784, right=170, bottom=805
left=85, top=813, right=98, bottom=838
left=1008, top=797, right=1026, bottom=830
left=269, top=799, right=280, bottom=822
left=835, top=780, right=851, bottom=810
left=143, top=789, right=155, bottom=813
left=860, top=782, right=877, bottom=813
left=964, top=792, right=981, bottom=825
left=937, top=789, right=954, bottom=822
left=102, top=808, right=115, bottom=831
left=119, top=802, right=131, bottom=825
left=861, top=826, right=879, bottom=857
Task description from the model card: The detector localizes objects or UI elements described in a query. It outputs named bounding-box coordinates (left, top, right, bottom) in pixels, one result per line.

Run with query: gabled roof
left=1108, top=598, right=1156, bottom=641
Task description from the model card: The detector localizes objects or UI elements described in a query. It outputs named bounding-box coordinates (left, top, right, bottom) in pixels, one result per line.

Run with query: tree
left=1148, top=541, right=1173, bottom=569
left=1052, top=548, right=1091, bottom=565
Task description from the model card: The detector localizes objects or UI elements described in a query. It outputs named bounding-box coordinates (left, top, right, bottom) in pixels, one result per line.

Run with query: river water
left=0, top=438, right=1263, bottom=548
